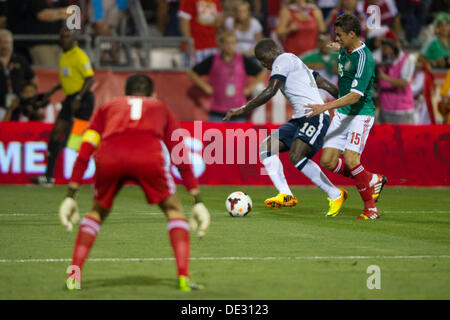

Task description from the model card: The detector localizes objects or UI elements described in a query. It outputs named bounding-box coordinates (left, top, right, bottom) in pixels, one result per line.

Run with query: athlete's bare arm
left=313, top=72, right=339, bottom=99
left=223, top=78, right=283, bottom=120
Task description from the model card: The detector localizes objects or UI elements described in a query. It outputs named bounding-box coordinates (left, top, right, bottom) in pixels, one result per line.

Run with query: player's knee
left=259, top=137, right=270, bottom=153
left=320, top=157, right=336, bottom=170
left=288, top=150, right=303, bottom=166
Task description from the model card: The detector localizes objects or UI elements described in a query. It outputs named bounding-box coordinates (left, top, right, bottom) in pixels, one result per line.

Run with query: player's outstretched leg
left=67, top=202, right=109, bottom=290
left=159, top=194, right=203, bottom=291
left=330, top=157, right=387, bottom=203
left=289, top=139, right=346, bottom=216
left=343, top=150, right=380, bottom=220
left=260, top=137, right=297, bottom=209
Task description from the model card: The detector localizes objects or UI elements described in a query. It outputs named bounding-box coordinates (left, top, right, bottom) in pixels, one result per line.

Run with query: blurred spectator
left=223, top=0, right=242, bottom=18
left=27, top=0, right=70, bottom=67
left=411, top=60, right=436, bottom=124
left=438, top=69, right=450, bottom=124
left=419, top=12, right=450, bottom=69
left=276, top=0, right=326, bottom=57
left=358, top=0, right=402, bottom=41
left=377, top=39, right=416, bottom=124
left=5, top=0, right=34, bottom=63
left=186, top=31, right=265, bottom=121
left=178, top=0, right=224, bottom=64
left=300, top=33, right=338, bottom=101
left=326, top=0, right=367, bottom=40
left=89, top=0, right=128, bottom=64
left=2, top=83, right=48, bottom=121
left=224, top=1, right=263, bottom=59
left=157, top=0, right=181, bottom=36
left=222, top=1, right=263, bottom=19
left=316, top=0, right=338, bottom=19
left=397, top=0, right=425, bottom=45
left=0, top=0, right=6, bottom=29
left=265, top=0, right=283, bottom=38
left=366, top=25, right=398, bottom=64
left=0, top=29, right=36, bottom=121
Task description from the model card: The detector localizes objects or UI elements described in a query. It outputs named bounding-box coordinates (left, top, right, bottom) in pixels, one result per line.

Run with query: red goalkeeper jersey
left=71, top=96, right=198, bottom=191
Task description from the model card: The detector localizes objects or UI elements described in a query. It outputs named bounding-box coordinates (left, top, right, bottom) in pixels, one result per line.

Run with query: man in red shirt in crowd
left=178, top=0, right=224, bottom=64
left=59, top=74, right=210, bottom=292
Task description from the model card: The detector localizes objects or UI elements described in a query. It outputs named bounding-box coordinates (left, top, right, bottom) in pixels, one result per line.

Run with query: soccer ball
left=225, top=191, right=252, bottom=217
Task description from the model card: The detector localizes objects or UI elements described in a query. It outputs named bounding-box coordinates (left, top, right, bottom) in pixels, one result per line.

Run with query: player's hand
left=327, top=42, right=341, bottom=52
left=305, top=104, right=327, bottom=118
left=59, top=197, right=80, bottom=232
left=189, top=202, right=211, bottom=239
left=223, top=106, right=245, bottom=121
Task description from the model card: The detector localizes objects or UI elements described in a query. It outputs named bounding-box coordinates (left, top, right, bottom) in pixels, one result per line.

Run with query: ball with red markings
left=225, top=191, right=252, bottom=217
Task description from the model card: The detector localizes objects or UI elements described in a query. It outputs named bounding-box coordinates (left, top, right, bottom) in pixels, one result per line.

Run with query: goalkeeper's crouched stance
left=59, top=74, right=210, bottom=292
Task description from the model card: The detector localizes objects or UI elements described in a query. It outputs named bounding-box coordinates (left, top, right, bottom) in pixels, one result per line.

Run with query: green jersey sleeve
left=350, top=50, right=374, bottom=96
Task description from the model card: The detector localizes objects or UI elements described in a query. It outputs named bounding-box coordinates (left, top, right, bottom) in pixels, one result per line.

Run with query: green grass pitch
left=0, top=185, right=449, bottom=299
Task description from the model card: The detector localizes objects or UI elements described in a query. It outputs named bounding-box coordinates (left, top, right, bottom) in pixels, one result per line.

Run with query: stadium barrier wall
left=0, top=121, right=449, bottom=186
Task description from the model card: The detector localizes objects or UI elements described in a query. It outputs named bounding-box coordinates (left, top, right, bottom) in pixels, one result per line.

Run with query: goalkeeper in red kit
left=58, top=74, right=210, bottom=291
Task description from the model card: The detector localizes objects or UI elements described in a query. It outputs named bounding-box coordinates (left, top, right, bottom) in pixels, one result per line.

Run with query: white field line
left=0, top=255, right=449, bottom=264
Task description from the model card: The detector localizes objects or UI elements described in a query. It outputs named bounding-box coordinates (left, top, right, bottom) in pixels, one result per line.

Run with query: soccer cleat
left=29, top=175, right=55, bottom=187
left=264, top=193, right=298, bottom=209
left=326, top=188, right=348, bottom=217
left=178, top=275, right=204, bottom=292
left=371, top=174, right=387, bottom=203
left=357, top=208, right=380, bottom=220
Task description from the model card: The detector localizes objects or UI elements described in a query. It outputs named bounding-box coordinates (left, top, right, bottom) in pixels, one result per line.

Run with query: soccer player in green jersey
left=305, top=14, right=387, bottom=220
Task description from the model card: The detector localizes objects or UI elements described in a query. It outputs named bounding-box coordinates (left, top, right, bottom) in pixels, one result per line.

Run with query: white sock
left=300, top=159, right=341, bottom=200
left=262, top=155, right=293, bottom=195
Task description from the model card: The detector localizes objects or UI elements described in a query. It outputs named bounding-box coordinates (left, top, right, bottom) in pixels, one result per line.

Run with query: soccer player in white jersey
left=224, top=38, right=347, bottom=216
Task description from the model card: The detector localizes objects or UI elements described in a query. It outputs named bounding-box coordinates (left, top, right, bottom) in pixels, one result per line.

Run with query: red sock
left=71, top=216, right=101, bottom=276
left=332, top=158, right=353, bottom=178
left=351, top=164, right=375, bottom=209
left=168, top=219, right=190, bottom=277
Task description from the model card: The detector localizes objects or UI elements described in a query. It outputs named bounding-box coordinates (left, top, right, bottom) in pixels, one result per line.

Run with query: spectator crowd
left=0, top=0, right=448, bottom=124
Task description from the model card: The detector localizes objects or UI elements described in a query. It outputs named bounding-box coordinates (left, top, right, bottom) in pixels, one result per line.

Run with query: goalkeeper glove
left=189, top=202, right=210, bottom=239
left=59, top=189, right=80, bottom=232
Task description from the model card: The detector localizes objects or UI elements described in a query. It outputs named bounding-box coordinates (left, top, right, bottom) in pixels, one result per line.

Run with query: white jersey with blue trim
left=270, top=53, right=327, bottom=119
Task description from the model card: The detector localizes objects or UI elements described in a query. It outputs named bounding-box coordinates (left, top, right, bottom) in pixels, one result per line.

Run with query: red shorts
left=93, top=137, right=176, bottom=210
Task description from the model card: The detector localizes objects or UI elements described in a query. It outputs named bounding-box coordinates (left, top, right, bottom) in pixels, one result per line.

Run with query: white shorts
left=323, top=112, right=374, bottom=154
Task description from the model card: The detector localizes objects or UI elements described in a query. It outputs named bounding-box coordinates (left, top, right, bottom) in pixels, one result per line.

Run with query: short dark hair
left=335, top=14, right=361, bottom=37
left=125, top=74, right=154, bottom=96
left=254, top=38, right=278, bottom=57
left=381, top=39, right=399, bottom=56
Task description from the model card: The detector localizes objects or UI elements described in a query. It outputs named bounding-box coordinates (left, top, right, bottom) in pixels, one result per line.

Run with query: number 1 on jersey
left=128, top=98, right=143, bottom=120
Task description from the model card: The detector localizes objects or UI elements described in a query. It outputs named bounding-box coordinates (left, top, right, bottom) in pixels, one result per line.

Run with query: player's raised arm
left=223, top=78, right=283, bottom=120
